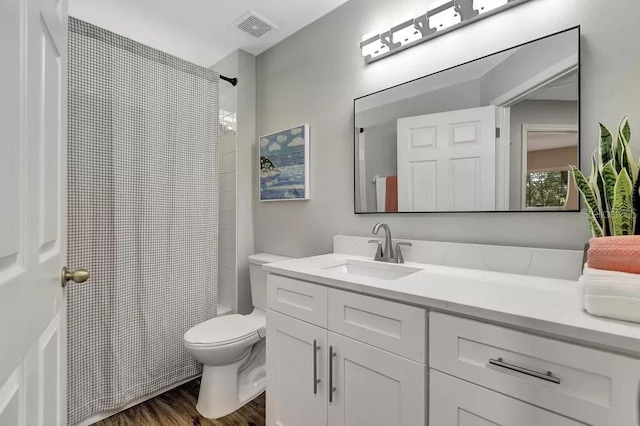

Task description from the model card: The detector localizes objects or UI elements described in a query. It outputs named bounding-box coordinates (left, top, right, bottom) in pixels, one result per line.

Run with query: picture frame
left=259, top=124, right=310, bottom=201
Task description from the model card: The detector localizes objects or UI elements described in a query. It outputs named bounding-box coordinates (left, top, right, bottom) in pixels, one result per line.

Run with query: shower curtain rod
left=220, top=74, right=238, bottom=86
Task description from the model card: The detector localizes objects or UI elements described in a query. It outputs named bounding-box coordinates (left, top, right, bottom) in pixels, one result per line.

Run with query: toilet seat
left=184, top=314, right=265, bottom=347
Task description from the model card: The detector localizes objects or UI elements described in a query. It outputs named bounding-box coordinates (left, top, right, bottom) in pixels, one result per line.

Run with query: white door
left=397, top=106, right=497, bottom=211
left=0, top=0, right=70, bottom=425
left=429, top=370, right=584, bottom=426
left=327, top=332, right=426, bottom=426
left=266, top=311, right=328, bottom=426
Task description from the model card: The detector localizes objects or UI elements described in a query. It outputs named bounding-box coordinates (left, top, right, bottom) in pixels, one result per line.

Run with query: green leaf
left=571, top=166, right=603, bottom=235
left=599, top=123, right=614, bottom=166
left=587, top=150, right=608, bottom=234
left=601, top=160, right=618, bottom=232
left=617, top=117, right=638, bottom=181
left=612, top=168, right=634, bottom=236
left=619, top=116, right=631, bottom=145
left=635, top=162, right=640, bottom=234
left=585, top=203, right=604, bottom=237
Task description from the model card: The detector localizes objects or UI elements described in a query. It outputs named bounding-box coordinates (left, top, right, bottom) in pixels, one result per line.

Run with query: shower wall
left=212, top=49, right=257, bottom=314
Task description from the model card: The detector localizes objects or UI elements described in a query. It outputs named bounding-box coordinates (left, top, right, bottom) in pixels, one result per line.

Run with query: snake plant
left=571, top=117, right=639, bottom=237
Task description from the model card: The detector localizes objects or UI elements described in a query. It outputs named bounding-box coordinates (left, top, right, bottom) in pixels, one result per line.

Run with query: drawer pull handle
left=329, top=345, right=337, bottom=403
left=313, top=339, right=321, bottom=394
left=488, top=357, right=561, bottom=385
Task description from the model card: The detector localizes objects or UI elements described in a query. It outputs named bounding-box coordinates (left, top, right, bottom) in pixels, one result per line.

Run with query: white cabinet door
left=397, top=106, right=496, bottom=211
left=328, top=332, right=426, bottom=426
left=430, top=370, right=584, bottom=426
left=0, top=0, right=68, bottom=425
left=267, top=311, right=328, bottom=426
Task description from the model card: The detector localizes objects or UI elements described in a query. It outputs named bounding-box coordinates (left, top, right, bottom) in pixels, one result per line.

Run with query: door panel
left=397, top=106, right=496, bottom=211
left=0, top=0, right=68, bottom=424
left=328, top=332, right=426, bottom=426
left=39, top=19, right=63, bottom=258
left=0, top=367, right=24, bottom=426
left=411, top=161, right=437, bottom=210
left=0, top=0, right=25, bottom=285
left=450, top=157, right=481, bottom=210
left=267, top=311, right=327, bottom=426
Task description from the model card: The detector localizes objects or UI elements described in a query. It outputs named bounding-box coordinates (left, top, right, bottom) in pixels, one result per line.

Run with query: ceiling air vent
left=234, top=11, right=277, bottom=39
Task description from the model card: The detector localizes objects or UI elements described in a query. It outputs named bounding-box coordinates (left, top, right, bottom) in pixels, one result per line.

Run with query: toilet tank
left=248, top=253, right=293, bottom=310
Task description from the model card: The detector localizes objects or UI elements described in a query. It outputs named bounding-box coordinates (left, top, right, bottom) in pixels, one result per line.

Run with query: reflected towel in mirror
left=375, top=176, right=398, bottom=213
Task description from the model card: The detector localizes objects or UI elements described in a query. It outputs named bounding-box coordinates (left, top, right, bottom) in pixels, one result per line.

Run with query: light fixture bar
left=361, top=0, right=532, bottom=64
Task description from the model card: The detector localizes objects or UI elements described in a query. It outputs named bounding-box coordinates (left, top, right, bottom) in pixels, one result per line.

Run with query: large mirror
left=354, top=27, right=580, bottom=213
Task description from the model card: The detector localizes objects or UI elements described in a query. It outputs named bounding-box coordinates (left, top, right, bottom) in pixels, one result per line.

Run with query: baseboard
left=75, top=374, right=201, bottom=426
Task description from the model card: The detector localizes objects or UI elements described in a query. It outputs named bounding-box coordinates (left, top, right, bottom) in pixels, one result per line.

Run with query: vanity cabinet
left=266, top=271, right=640, bottom=425
left=266, top=275, right=427, bottom=426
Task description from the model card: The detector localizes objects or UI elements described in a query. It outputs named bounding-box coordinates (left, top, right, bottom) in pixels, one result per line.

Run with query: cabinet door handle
left=489, top=357, right=561, bottom=384
left=313, top=339, right=321, bottom=394
left=329, top=345, right=337, bottom=403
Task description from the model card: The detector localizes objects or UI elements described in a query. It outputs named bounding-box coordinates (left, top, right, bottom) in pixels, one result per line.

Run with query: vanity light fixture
left=360, top=0, right=531, bottom=63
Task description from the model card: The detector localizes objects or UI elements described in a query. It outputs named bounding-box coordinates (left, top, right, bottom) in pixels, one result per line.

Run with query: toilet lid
left=184, top=314, right=265, bottom=346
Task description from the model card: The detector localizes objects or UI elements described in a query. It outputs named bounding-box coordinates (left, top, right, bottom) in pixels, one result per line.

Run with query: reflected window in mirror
left=354, top=27, right=580, bottom=214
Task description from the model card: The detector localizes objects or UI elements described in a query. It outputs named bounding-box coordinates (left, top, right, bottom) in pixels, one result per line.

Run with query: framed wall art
left=259, top=124, right=310, bottom=201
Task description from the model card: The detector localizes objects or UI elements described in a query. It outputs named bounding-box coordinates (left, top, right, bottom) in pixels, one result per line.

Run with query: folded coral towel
left=588, top=236, right=640, bottom=274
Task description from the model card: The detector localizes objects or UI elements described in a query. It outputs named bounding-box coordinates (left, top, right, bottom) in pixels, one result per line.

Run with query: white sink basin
left=323, top=258, right=422, bottom=281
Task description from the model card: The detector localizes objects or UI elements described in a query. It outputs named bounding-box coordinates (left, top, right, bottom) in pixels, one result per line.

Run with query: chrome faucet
left=369, top=223, right=412, bottom=264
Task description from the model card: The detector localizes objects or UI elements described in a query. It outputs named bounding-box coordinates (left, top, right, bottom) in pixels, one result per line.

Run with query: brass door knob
left=61, top=267, right=90, bottom=288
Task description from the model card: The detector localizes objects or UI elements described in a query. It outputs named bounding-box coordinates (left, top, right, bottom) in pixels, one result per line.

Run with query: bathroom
left=1, top=0, right=640, bottom=425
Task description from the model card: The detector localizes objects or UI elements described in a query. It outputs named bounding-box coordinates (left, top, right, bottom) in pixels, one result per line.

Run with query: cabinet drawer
left=430, top=369, right=583, bottom=425
left=328, top=288, right=427, bottom=363
left=430, top=312, right=640, bottom=425
left=267, top=274, right=327, bottom=327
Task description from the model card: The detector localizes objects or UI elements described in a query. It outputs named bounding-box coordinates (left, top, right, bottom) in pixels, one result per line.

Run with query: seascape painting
left=259, top=124, right=309, bottom=201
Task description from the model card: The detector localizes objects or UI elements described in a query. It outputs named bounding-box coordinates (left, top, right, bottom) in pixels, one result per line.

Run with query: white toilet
left=183, top=253, right=291, bottom=419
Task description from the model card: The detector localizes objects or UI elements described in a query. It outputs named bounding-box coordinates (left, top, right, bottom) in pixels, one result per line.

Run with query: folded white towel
left=582, top=265, right=640, bottom=283
left=584, top=295, right=640, bottom=323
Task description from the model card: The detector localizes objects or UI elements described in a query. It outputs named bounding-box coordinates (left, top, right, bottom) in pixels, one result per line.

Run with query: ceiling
left=527, top=131, right=578, bottom=152
left=69, top=0, right=350, bottom=68
left=525, top=70, right=579, bottom=102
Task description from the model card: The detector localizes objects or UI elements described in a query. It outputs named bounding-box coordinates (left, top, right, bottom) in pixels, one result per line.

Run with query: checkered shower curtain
left=67, top=18, right=219, bottom=425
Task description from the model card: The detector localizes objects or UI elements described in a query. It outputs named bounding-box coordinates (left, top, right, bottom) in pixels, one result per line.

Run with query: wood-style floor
left=94, top=379, right=265, bottom=426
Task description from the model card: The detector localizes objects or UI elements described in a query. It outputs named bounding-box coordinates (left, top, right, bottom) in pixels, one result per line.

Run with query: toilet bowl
left=183, top=253, right=292, bottom=419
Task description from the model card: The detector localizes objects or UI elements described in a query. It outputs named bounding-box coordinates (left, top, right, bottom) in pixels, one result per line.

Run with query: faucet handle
left=395, top=242, right=412, bottom=264
left=368, top=240, right=384, bottom=260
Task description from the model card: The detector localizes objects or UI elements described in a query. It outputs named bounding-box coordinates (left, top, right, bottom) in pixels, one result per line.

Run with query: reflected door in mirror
left=397, top=106, right=497, bottom=211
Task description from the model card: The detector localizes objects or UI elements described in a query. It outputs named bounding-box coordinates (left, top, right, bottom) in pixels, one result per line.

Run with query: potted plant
left=571, top=117, right=640, bottom=273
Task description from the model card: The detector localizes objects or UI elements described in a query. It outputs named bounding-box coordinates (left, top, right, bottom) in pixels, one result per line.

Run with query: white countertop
left=263, top=253, right=640, bottom=357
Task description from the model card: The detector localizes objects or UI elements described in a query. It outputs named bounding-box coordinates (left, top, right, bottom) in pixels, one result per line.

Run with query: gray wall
left=509, top=100, right=579, bottom=210
left=255, top=0, right=640, bottom=256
